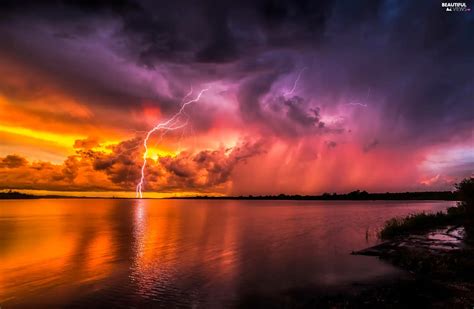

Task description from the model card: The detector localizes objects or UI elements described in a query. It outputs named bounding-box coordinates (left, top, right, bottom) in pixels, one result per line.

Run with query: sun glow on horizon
left=4, top=189, right=225, bottom=198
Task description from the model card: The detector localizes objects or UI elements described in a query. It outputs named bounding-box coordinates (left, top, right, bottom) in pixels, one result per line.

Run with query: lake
left=0, top=199, right=454, bottom=307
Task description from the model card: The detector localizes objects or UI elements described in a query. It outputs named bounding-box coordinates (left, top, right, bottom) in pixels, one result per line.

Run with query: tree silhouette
left=455, top=177, right=474, bottom=238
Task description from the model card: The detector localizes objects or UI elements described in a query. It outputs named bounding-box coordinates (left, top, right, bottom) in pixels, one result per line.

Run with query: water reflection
left=128, top=199, right=241, bottom=306
left=0, top=200, right=118, bottom=305
left=0, top=199, right=454, bottom=307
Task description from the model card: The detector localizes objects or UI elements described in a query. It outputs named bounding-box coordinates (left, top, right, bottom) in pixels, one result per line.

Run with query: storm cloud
left=0, top=0, right=472, bottom=193
left=0, top=0, right=471, bottom=140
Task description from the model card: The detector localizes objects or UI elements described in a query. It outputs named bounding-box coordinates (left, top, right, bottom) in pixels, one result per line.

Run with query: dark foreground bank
left=343, top=177, right=474, bottom=308
left=352, top=226, right=474, bottom=308
left=237, top=276, right=472, bottom=308
left=248, top=177, right=474, bottom=308
left=241, top=226, right=474, bottom=308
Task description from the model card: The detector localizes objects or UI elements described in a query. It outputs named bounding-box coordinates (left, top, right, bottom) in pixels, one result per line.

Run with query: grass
left=379, top=207, right=465, bottom=240
left=379, top=177, right=474, bottom=240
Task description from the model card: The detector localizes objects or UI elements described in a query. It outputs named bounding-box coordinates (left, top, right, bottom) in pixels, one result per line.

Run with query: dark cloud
left=363, top=139, right=379, bottom=153
left=0, top=155, right=28, bottom=168
left=245, top=94, right=344, bottom=137
left=0, top=0, right=472, bottom=144
left=325, top=140, right=337, bottom=149
left=237, top=73, right=280, bottom=122
left=283, top=96, right=323, bottom=128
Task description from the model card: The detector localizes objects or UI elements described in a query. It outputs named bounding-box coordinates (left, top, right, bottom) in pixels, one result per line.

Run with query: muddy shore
left=350, top=226, right=474, bottom=308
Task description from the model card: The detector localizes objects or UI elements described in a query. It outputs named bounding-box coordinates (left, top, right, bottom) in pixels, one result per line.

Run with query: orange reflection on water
left=0, top=199, right=117, bottom=305
left=1, top=199, right=454, bottom=307
left=129, top=200, right=240, bottom=302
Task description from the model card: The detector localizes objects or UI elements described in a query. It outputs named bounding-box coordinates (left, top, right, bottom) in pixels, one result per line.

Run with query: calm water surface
left=0, top=199, right=454, bottom=307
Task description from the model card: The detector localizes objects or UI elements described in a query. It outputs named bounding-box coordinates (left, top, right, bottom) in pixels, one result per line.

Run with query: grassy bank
left=379, top=207, right=465, bottom=239
left=357, top=177, right=474, bottom=307
left=380, top=177, right=473, bottom=240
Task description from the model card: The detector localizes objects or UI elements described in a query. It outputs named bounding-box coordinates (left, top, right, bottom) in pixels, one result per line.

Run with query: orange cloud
left=0, top=137, right=265, bottom=195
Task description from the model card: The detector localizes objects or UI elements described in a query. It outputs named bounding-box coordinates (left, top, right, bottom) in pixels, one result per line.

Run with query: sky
left=0, top=0, right=472, bottom=197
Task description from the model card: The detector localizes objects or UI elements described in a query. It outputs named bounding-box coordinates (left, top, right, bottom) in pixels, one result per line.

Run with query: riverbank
left=352, top=225, right=474, bottom=307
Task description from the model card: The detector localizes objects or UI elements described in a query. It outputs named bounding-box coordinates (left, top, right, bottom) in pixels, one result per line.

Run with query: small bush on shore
left=455, top=177, right=474, bottom=209
left=455, top=177, right=474, bottom=238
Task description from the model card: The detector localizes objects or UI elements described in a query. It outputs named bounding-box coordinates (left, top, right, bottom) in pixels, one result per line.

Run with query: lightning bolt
left=135, top=88, right=209, bottom=198
left=181, top=85, right=194, bottom=104
left=283, top=67, right=307, bottom=97
left=346, top=88, right=371, bottom=108
left=346, top=102, right=368, bottom=107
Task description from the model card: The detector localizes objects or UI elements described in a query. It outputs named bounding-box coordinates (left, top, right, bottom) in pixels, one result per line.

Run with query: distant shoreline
left=0, top=190, right=457, bottom=201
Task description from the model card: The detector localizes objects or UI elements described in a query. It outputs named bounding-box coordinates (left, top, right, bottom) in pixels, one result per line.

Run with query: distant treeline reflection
left=178, top=190, right=457, bottom=201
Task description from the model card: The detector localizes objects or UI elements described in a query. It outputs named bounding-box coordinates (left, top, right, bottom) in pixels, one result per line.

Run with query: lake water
left=0, top=199, right=454, bottom=307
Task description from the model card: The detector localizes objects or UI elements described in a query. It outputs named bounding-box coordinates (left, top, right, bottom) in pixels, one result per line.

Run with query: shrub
left=379, top=211, right=456, bottom=239
left=455, top=177, right=474, bottom=238
left=455, top=177, right=474, bottom=213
